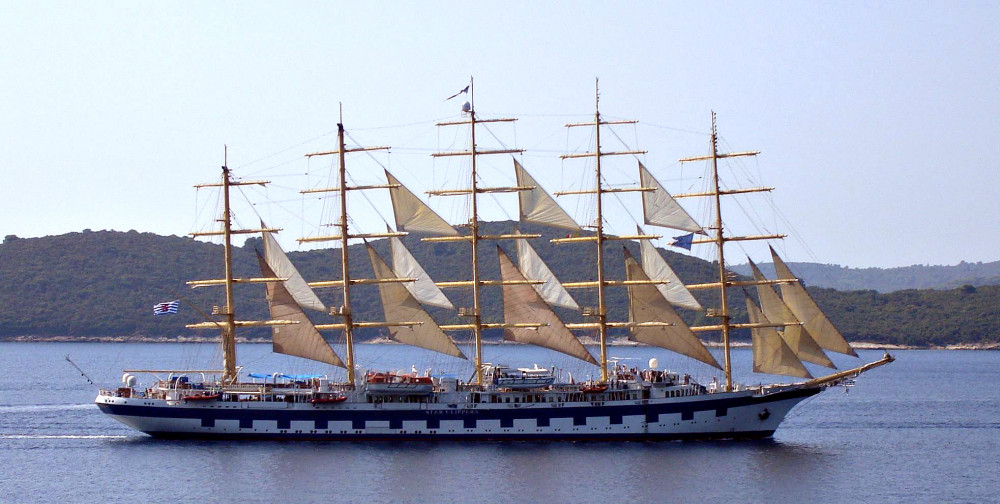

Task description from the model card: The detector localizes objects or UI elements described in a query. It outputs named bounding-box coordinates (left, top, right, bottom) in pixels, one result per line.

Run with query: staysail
left=366, top=244, right=466, bottom=359
left=637, top=226, right=702, bottom=311
left=638, top=162, right=703, bottom=234
left=498, top=246, right=597, bottom=366
left=515, top=233, right=579, bottom=310
left=746, top=296, right=812, bottom=378
left=769, top=247, right=858, bottom=357
left=514, top=159, right=581, bottom=231
left=255, top=253, right=345, bottom=368
left=388, top=230, right=455, bottom=310
left=261, top=223, right=327, bottom=312
left=385, top=169, right=458, bottom=236
left=748, top=259, right=835, bottom=368
left=624, top=250, right=721, bottom=369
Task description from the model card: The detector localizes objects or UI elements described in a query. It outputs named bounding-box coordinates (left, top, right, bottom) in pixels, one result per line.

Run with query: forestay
left=498, top=246, right=597, bottom=366
left=746, top=297, right=812, bottom=379
left=770, top=247, right=858, bottom=357
left=388, top=233, right=455, bottom=310
left=638, top=162, right=703, bottom=234
left=637, top=226, right=702, bottom=311
left=367, top=244, right=466, bottom=360
left=515, top=233, right=579, bottom=310
left=624, top=250, right=721, bottom=369
left=255, top=253, right=345, bottom=368
left=261, top=224, right=327, bottom=312
left=385, top=170, right=458, bottom=236
left=514, top=159, right=581, bottom=231
left=748, top=260, right=835, bottom=369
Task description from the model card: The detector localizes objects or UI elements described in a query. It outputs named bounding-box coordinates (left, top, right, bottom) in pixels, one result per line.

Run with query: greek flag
left=153, top=300, right=180, bottom=316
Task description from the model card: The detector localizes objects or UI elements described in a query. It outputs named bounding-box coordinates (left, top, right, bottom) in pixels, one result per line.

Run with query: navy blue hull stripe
left=143, top=430, right=779, bottom=442
left=99, top=387, right=820, bottom=430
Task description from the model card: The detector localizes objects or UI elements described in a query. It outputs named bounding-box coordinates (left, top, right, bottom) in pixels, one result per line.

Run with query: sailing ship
left=96, top=81, right=893, bottom=440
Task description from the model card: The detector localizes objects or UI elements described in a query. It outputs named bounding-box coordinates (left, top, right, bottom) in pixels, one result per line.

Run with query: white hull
left=96, top=386, right=819, bottom=440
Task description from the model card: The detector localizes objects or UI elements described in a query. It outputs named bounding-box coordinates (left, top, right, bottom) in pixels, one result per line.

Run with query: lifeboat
left=579, top=383, right=608, bottom=394
left=310, top=394, right=348, bottom=404
left=183, top=393, right=221, bottom=401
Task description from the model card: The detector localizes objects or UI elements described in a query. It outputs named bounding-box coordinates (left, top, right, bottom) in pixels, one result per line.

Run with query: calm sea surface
left=0, top=343, right=997, bottom=504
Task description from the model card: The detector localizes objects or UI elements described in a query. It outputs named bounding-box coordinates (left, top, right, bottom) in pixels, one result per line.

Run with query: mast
left=468, top=80, right=484, bottom=385
left=709, top=113, right=733, bottom=392
left=220, top=153, right=238, bottom=383
left=427, top=78, right=529, bottom=385
left=592, top=84, right=609, bottom=383
left=335, top=113, right=357, bottom=384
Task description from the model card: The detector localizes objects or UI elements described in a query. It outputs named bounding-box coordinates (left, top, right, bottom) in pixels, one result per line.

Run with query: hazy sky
left=2, top=2, right=997, bottom=268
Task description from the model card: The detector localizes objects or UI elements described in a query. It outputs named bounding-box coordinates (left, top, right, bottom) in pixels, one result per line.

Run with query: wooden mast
left=708, top=112, right=734, bottom=392
left=427, top=78, right=527, bottom=385
left=335, top=108, right=357, bottom=385
left=592, top=83, right=609, bottom=382
left=220, top=151, right=238, bottom=383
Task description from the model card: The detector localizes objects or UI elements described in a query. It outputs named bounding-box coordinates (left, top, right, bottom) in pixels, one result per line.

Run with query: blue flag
left=671, top=233, right=694, bottom=250
left=445, top=85, right=469, bottom=101
left=153, top=300, right=180, bottom=316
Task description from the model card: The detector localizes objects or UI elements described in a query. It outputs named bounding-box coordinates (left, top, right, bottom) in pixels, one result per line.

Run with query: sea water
left=0, top=343, right=996, bottom=503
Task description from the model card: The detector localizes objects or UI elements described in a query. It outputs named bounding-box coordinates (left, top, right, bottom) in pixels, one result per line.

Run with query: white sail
left=388, top=232, right=455, bottom=310
left=261, top=224, right=327, bottom=313
left=515, top=234, right=579, bottom=310
left=624, top=250, right=721, bottom=369
left=385, top=169, right=458, bottom=236
left=637, top=227, right=702, bottom=311
left=748, top=260, right=835, bottom=369
left=255, top=253, right=345, bottom=368
left=746, top=296, right=812, bottom=379
left=770, top=247, right=858, bottom=357
left=514, top=159, right=581, bottom=231
left=367, top=244, right=466, bottom=359
left=498, top=246, right=597, bottom=366
left=638, top=162, right=703, bottom=234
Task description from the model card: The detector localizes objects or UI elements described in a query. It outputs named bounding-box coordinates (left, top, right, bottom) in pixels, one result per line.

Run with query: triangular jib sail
left=637, top=226, right=702, bottom=311
left=638, top=162, right=703, bottom=234
left=515, top=234, right=579, bottom=310
left=624, top=250, right=721, bottom=369
left=498, top=246, right=597, bottom=366
left=388, top=232, right=455, bottom=310
left=385, top=170, right=458, bottom=236
left=748, top=259, right=835, bottom=369
left=746, top=296, right=812, bottom=379
left=255, top=253, right=345, bottom=368
left=514, top=159, right=581, bottom=231
left=261, top=223, right=327, bottom=313
left=366, top=244, right=466, bottom=360
left=770, top=247, right=858, bottom=357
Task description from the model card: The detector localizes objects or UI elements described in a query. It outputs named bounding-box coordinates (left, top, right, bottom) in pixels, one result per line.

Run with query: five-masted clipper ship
left=95, top=81, right=892, bottom=440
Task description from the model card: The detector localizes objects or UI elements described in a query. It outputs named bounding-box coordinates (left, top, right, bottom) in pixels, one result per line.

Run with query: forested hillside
left=731, top=260, right=1000, bottom=293
left=1, top=226, right=997, bottom=346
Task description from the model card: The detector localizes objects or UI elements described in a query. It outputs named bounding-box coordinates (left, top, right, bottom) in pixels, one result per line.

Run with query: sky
left=1, top=1, right=998, bottom=268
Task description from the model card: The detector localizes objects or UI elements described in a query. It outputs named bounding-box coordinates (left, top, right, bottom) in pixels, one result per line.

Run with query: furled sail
left=255, top=253, right=345, bottom=368
left=515, top=233, right=579, bottom=310
left=637, top=226, right=702, bottom=311
left=513, top=159, right=581, bottom=231
left=769, top=247, right=858, bottom=357
left=385, top=169, right=458, bottom=236
left=749, top=259, right=835, bottom=369
left=498, top=246, right=597, bottom=366
left=366, top=244, right=466, bottom=359
left=624, top=250, right=721, bottom=369
left=746, top=296, right=812, bottom=378
left=388, top=231, right=455, bottom=310
left=638, top=162, right=703, bottom=234
left=261, top=224, right=326, bottom=313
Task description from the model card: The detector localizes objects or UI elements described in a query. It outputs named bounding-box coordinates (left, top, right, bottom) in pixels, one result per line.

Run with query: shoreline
left=1, top=335, right=997, bottom=350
